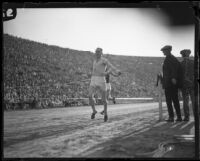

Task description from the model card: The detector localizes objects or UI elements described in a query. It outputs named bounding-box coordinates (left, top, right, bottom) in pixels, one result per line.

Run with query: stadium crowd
left=3, top=34, right=160, bottom=110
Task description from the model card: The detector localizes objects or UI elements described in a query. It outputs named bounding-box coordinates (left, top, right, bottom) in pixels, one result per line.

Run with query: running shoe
left=100, top=110, right=104, bottom=115
left=91, top=111, right=97, bottom=119
left=104, top=115, right=108, bottom=122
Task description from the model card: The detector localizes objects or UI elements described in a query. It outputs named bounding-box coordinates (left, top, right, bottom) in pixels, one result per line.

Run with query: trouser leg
left=171, top=87, right=182, bottom=119
left=165, top=88, right=174, bottom=119
left=189, top=88, right=195, bottom=117
left=182, top=88, right=190, bottom=119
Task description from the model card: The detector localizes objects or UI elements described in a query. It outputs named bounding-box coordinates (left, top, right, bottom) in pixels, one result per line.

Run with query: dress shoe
left=176, top=118, right=182, bottom=122
left=183, top=118, right=189, bottom=121
left=166, top=118, right=174, bottom=122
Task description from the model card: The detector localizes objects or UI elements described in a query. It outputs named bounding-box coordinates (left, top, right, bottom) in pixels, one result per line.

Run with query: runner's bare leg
left=101, top=89, right=108, bottom=121
left=89, top=87, right=97, bottom=115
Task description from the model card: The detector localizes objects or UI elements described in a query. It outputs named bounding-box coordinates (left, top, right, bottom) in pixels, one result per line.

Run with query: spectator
left=180, top=49, right=194, bottom=121
left=161, top=45, right=182, bottom=122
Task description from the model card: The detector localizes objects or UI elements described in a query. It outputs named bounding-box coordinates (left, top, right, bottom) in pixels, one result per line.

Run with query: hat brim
left=161, top=48, right=170, bottom=51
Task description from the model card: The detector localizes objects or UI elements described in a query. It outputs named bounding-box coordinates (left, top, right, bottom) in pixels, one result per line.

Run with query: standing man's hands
left=171, top=78, right=177, bottom=85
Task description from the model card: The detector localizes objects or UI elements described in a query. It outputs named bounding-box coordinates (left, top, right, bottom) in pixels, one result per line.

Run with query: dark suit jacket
left=162, top=54, right=182, bottom=89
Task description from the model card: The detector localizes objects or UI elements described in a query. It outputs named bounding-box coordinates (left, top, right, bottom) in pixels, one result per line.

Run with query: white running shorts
left=89, top=76, right=106, bottom=91
left=106, top=83, right=111, bottom=91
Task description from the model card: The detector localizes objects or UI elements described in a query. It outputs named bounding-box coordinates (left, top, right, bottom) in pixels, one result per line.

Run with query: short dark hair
left=95, top=47, right=103, bottom=53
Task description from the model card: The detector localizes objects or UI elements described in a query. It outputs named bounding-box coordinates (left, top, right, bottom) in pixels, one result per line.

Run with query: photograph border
left=2, top=1, right=200, bottom=160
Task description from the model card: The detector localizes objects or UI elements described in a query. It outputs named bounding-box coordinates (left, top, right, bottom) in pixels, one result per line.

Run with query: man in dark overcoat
left=161, top=45, right=182, bottom=122
left=180, top=49, right=194, bottom=121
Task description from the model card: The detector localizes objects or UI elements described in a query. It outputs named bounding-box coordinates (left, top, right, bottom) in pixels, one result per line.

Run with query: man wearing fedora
left=161, top=45, right=182, bottom=122
left=180, top=49, right=194, bottom=121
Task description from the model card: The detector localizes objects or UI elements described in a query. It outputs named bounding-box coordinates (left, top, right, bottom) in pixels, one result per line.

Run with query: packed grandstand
left=3, top=34, right=166, bottom=110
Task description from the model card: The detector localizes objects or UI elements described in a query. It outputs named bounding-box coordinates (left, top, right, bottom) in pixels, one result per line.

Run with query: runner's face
left=95, top=51, right=102, bottom=59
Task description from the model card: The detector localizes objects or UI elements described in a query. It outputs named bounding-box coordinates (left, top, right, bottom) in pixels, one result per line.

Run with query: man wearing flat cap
left=161, top=45, right=182, bottom=122
left=180, top=49, right=194, bottom=121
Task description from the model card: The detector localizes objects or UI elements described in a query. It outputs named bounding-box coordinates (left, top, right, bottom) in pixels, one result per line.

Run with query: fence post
left=158, top=81, right=163, bottom=121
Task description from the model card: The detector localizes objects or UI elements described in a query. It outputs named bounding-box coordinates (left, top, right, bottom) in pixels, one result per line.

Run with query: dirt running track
left=3, top=102, right=195, bottom=158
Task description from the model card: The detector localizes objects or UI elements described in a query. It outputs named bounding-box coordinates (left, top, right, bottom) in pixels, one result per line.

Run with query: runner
left=89, top=47, right=121, bottom=122
left=100, top=68, right=120, bottom=115
left=106, top=67, right=119, bottom=102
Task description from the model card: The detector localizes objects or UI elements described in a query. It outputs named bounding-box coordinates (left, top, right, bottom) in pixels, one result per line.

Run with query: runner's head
left=95, top=47, right=103, bottom=59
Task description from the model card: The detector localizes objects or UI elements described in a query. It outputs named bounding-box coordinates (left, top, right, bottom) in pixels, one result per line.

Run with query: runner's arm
left=104, top=59, right=121, bottom=76
left=110, top=71, right=121, bottom=77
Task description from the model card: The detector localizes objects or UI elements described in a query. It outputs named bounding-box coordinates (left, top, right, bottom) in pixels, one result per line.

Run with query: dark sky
left=153, top=2, right=197, bottom=27
left=3, top=1, right=199, bottom=26
left=160, top=7, right=195, bottom=27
